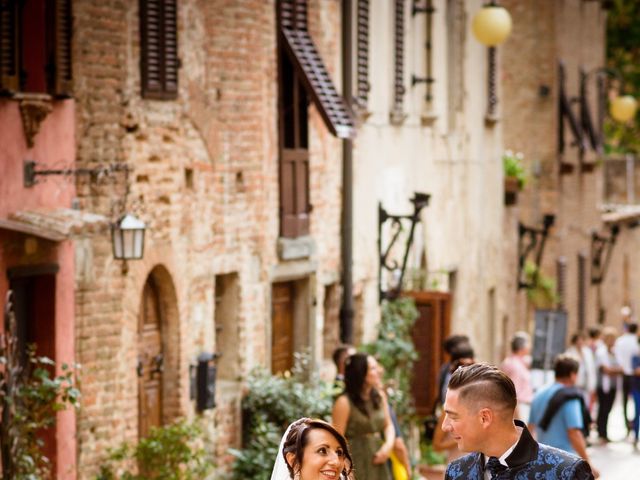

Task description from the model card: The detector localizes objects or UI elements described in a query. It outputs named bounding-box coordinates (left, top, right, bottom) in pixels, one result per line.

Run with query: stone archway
left=137, top=264, right=180, bottom=438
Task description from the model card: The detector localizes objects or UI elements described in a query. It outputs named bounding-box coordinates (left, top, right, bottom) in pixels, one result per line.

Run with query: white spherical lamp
left=472, top=5, right=513, bottom=47
left=610, top=95, right=638, bottom=123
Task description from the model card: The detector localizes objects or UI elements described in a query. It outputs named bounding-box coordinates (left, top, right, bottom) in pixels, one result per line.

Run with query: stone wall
left=72, top=0, right=344, bottom=476
left=501, top=0, right=635, bottom=340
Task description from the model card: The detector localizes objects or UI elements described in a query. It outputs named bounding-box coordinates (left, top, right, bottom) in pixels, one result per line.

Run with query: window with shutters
left=0, top=0, right=73, bottom=96
left=278, top=44, right=310, bottom=238
left=140, top=0, right=178, bottom=100
left=277, top=0, right=355, bottom=238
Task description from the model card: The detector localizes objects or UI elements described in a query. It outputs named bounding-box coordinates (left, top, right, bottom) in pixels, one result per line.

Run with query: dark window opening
left=0, top=0, right=72, bottom=96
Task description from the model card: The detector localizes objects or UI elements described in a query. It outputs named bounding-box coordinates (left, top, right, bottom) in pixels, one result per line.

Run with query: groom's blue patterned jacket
left=444, top=421, right=594, bottom=480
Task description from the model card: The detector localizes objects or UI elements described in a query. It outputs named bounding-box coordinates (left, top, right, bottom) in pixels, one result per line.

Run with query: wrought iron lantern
left=111, top=214, right=146, bottom=260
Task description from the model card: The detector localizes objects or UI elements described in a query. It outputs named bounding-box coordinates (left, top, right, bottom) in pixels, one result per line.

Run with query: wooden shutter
left=0, top=0, right=19, bottom=92
left=406, top=291, right=452, bottom=415
left=577, top=253, right=586, bottom=331
left=355, top=0, right=369, bottom=110
left=140, top=0, right=178, bottom=99
left=390, top=0, right=405, bottom=121
left=52, top=0, right=72, bottom=96
left=279, top=0, right=354, bottom=138
left=162, top=0, right=178, bottom=94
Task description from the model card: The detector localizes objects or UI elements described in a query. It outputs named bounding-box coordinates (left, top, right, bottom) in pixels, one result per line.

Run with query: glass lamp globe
left=610, top=95, right=638, bottom=123
left=111, top=213, right=146, bottom=260
left=472, top=5, right=513, bottom=46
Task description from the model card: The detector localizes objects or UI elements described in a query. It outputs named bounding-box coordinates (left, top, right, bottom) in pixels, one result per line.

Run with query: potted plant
left=502, top=150, right=527, bottom=206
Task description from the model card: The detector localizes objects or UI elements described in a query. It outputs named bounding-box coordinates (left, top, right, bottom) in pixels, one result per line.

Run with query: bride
left=270, top=418, right=354, bottom=480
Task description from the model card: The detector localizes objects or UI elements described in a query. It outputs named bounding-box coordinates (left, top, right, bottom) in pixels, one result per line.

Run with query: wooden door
left=405, top=291, right=452, bottom=415
left=271, top=282, right=295, bottom=374
left=10, top=273, right=57, bottom=474
left=138, top=277, right=164, bottom=438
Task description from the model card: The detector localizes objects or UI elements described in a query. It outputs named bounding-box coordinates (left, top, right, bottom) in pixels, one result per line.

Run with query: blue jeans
left=632, top=388, right=640, bottom=441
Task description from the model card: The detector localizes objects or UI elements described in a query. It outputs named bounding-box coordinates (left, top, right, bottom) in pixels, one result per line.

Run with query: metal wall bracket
left=378, top=192, right=430, bottom=302
left=517, top=214, right=555, bottom=289
left=591, top=225, right=619, bottom=285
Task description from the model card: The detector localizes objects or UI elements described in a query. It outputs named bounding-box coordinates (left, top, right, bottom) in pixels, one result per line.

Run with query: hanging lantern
left=472, top=4, right=513, bottom=47
left=111, top=214, right=146, bottom=260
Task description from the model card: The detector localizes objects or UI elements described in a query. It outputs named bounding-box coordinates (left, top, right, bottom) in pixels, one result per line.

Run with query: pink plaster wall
left=0, top=99, right=76, bottom=216
left=55, top=240, right=77, bottom=480
left=0, top=98, right=77, bottom=479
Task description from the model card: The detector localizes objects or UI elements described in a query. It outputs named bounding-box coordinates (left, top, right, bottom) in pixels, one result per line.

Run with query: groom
left=441, top=363, right=596, bottom=479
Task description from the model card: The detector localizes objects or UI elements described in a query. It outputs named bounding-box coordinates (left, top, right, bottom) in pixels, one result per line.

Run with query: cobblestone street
left=589, top=398, right=640, bottom=479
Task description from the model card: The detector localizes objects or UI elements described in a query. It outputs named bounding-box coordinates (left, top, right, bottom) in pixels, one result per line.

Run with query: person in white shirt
left=566, top=332, right=597, bottom=408
left=614, top=322, right=640, bottom=432
left=594, top=328, right=623, bottom=442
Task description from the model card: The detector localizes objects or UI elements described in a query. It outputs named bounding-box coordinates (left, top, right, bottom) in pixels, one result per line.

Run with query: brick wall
left=500, top=0, right=633, bottom=340
left=72, top=0, right=344, bottom=476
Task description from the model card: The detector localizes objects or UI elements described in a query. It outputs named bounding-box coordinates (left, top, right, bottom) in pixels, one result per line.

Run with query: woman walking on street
left=332, top=353, right=395, bottom=480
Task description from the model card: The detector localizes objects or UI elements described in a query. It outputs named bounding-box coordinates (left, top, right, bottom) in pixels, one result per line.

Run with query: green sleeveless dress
left=344, top=396, right=392, bottom=480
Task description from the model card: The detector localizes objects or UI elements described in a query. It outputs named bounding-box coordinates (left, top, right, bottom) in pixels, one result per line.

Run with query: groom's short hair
left=447, top=362, right=517, bottom=412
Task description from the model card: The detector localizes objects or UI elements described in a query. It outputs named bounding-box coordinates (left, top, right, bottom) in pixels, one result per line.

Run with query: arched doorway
left=138, top=274, right=164, bottom=438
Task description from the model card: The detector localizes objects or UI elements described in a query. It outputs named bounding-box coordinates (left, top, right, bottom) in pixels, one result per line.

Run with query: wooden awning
left=280, top=0, right=355, bottom=139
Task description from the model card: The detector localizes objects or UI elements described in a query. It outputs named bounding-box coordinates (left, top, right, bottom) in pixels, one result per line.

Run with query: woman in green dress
left=332, top=353, right=394, bottom=480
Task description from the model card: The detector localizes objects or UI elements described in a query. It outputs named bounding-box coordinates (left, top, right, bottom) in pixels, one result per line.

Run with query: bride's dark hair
left=282, top=418, right=353, bottom=479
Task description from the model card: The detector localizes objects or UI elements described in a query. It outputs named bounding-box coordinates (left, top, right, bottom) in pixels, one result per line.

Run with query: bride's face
left=297, top=428, right=346, bottom=480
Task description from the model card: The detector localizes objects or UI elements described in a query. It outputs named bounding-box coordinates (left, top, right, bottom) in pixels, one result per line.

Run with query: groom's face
left=442, top=388, right=484, bottom=453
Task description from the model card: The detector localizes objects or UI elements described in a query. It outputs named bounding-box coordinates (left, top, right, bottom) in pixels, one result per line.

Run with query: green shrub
left=524, top=261, right=558, bottom=308
left=95, top=419, right=214, bottom=480
left=502, top=150, right=527, bottom=189
left=1, top=340, right=80, bottom=479
left=363, top=298, right=419, bottom=423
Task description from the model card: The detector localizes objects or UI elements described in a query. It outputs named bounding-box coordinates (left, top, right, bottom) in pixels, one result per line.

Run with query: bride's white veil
left=270, top=420, right=297, bottom=480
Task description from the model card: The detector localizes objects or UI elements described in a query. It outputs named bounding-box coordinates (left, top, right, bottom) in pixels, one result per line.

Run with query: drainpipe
left=340, top=0, right=354, bottom=344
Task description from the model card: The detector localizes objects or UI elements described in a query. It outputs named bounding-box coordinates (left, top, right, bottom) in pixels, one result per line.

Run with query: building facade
left=501, top=0, right=640, bottom=344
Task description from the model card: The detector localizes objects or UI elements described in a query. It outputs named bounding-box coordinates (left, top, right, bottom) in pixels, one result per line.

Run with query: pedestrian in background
left=333, top=344, right=356, bottom=390
left=442, top=363, right=594, bottom=480
left=500, top=331, right=533, bottom=422
left=437, top=334, right=470, bottom=406
left=587, top=326, right=603, bottom=416
left=565, top=332, right=597, bottom=410
left=528, top=354, right=597, bottom=476
left=594, top=327, right=623, bottom=443
left=614, top=321, right=639, bottom=434
left=373, top=360, right=411, bottom=480
left=332, top=353, right=395, bottom=480
left=631, top=349, right=640, bottom=449
left=432, top=352, right=475, bottom=464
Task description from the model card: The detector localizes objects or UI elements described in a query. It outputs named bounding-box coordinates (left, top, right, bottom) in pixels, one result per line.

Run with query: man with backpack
left=528, top=354, right=598, bottom=478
